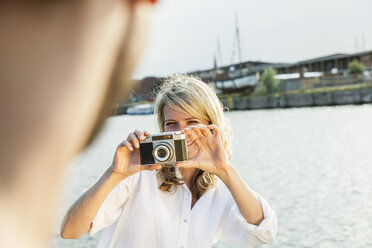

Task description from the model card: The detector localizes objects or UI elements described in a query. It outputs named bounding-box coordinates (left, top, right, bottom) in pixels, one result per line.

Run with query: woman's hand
left=176, top=124, right=229, bottom=177
left=109, top=129, right=161, bottom=179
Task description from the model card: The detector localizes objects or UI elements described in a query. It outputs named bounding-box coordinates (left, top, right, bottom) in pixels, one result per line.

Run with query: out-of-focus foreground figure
left=0, top=0, right=156, bottom=247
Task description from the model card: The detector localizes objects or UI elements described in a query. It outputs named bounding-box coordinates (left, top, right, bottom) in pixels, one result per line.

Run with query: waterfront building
left=123, top=50, right=372, bottom=104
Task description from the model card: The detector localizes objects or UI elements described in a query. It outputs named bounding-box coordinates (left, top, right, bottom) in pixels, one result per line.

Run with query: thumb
left=175, top=160, right=198, bottom=169
left=142, top=164, right=162, bottom=171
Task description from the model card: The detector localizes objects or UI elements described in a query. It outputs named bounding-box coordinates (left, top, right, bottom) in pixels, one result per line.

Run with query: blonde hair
left=154, top=74, right=232, bottom=198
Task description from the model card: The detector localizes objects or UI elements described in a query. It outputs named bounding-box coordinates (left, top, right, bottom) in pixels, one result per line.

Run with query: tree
left=348, top=59, right=364, bottom=76
left=261, top=68, right=278, bottom=95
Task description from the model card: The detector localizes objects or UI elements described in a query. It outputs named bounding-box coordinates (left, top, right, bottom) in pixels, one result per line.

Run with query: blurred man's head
left=0, top=1, right=157, bottom=247
left=0, top=0, right=156, bottom=182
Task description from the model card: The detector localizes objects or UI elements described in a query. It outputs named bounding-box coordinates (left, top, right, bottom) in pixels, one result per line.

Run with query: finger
left=199, top=126, right=212, bottom=137
left=182, top=127, right=200, bottom=147
left=181, top=125, right=197, bottom=133
left=175, top=160, right=199, bottom=169
left=185, top=129, right=198, bottom=142
left=134, top=129, right=146, bottom=140
left=208, top=124, right=219, bottom=137
left=120, top=140, right=133, bottom=151
left=175, top=160, right=188, bottom=168
left=190, top=126, right=207, bottom=147
left=191, top=131, right=203, bottom=147
left=189, top=124, right=211, bottom=137
left=191, top=126, right=204, bottom=137
left=144, top=130, right=151, bottom=136
left=141, top=164, right=162, bottom=171
left=128, top=133, right=140, bottom=149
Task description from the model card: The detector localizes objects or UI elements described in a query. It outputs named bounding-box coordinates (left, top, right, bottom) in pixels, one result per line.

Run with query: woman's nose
left=177, top=123, right=188, bottom=131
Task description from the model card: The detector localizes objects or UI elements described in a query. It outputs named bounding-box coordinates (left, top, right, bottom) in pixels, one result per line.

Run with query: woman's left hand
left=177, top=124, right=266, bottom=226
left=176, top=124, right=228, bottom=176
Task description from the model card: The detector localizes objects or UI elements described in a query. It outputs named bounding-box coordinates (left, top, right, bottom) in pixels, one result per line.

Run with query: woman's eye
left=165, top=122, right=176, bottom=126
left=188, top=121, right=198, bottom=124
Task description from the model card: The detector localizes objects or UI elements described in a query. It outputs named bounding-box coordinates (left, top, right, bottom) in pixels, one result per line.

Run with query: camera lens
left=156, top=148, right=167, bottom=159
left=153, top=143, right=173, bottom=162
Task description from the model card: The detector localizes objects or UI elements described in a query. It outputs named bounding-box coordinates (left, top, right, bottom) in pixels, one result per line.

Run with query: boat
left=126, top=103, right=154, bottom=115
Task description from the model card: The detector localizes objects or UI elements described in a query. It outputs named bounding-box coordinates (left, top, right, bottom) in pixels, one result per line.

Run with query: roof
left=298, top=50, right=372, bottom=64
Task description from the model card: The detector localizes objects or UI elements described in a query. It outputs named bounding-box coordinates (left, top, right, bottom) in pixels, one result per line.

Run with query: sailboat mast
left=235, top=12, right=242, bottom=66
left=217, top=36, right=222, bottom=66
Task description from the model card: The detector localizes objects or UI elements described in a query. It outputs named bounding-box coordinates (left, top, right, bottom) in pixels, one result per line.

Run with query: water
left=54, top=105, right=372, bottom=248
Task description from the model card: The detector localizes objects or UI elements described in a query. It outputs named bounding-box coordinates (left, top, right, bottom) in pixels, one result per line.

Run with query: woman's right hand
left=109, top=129, right=162, bottom=179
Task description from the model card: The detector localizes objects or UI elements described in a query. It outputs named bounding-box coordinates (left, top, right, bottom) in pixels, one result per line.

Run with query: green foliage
left=348, top=59, right=364, bottom=76
left=261, top=68, right=278, bottom=95
left=286, top=81, right=372, bottom=95
left=249, top=88, right=267, bottom=97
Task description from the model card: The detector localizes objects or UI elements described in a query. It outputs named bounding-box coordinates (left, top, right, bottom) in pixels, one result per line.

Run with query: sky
left=133, top=0, right=372, bottom=79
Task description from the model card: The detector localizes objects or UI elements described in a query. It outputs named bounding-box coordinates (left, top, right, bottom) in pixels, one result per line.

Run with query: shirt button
left=184, top=219, right=188, bottom=223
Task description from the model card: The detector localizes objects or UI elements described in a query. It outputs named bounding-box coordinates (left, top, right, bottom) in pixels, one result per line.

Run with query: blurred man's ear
left=130, top=0, right=159, bottom=4
left=138, top=0, right=158, bottom=3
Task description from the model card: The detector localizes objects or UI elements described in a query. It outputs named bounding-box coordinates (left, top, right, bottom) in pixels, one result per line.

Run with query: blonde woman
left=61, top=74, right=278, bottom=247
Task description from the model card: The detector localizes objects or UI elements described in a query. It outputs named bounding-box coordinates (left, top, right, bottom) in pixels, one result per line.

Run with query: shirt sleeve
left=217, top=191, right=278, bottom=246
left=88, top=174, right=137, bottom=236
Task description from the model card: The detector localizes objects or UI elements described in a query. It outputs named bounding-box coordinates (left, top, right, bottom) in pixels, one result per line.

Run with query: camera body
left=140, top=131, right=188, bottom=165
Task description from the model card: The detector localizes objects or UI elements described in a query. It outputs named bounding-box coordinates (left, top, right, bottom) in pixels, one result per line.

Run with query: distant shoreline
left=219, top=87, right=372, bottom=111
left=116, top=87, right=372, bottom=115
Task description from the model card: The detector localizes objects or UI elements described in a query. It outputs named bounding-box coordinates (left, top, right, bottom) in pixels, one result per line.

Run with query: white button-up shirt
left=89, top=170, right=277, bottom=248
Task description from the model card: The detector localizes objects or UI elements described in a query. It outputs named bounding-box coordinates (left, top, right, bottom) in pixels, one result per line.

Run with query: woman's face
left=163, top=104, right=208, bottom=159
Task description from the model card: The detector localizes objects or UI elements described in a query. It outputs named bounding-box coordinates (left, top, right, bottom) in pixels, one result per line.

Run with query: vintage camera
left=139, top=131, right=188, bottom=165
